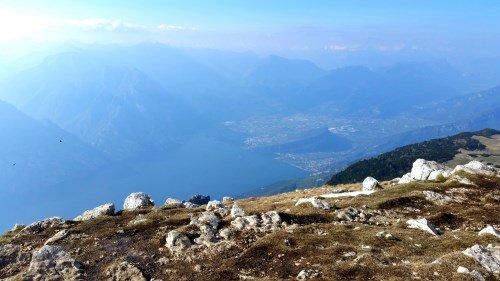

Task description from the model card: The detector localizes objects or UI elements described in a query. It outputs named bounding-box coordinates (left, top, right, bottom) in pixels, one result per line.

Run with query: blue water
left=0, top=133, right=306, bottom=232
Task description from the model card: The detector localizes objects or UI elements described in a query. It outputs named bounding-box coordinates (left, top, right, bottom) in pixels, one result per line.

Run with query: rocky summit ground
left=1, top=160, right=499, bottom=281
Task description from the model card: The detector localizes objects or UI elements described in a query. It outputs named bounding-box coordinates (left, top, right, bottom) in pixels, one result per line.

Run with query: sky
left=0, top=1, right=500, bottom=61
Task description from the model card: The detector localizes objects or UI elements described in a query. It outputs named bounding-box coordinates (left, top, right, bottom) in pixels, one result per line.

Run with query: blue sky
left=0, top=1, right=500, bottom=59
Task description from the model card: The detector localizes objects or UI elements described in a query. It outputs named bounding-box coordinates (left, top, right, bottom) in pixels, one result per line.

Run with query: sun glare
left=0, top=11, right=46, bottom=43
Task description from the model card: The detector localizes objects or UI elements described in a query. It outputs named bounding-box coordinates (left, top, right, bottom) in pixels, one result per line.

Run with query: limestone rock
left=261, top=211, right=282, bottom=231
left=462, top=244, right=500, bottom=273
left=428, top=170, right=451, bottom=180
left=406, top=218, right=440, bottom=236
left=362, top=177, right=379, bottom=191
left=230, top=204, right=246, bottom=218
left=25, top=245, right=84, bottom=280
left=206, top=200, right=223, bottom=211
left=123, top=192, right=154, bottom=210
left=422, top=191, right=451, bottom=204
left=222, top=197, right=234, bottom=203
left=22, top=217, right=65, bottom=234
left=190, top=211, right=220, bottom=235
left=218, top=228, right=232, bottom=240
left=478, top=225, right=500, bottom=239
left=44, top=229, right=69, bottom=245
left=295, top=197, right=332, bottom=210
left=411, top=159, right=450, bottom=181
left=166, top=230, right=191, bottom=253
left=164, top=198, right=184, bottom=208
left=105, top=261, right=146, bottom=281
left=231, top=215, right=261, bottom=231
left=336, top=207, right=371, bottom=222
left=74, top=203, right=115, bottom=221
left=398, top=173, right=412, bottom=184
left=448, top=175, right=476, bottom=185
left=0, top=244, right=30, bottom=275
left=452, top=160, right=497, bottom=176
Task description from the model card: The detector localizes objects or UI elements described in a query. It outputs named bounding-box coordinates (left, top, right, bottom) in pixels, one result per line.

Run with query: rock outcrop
left=24, top=245, right=83, bottom=280
left=123, top=192, right=154, bottom=210
left=478, top=225, right=500, bottom=238
left=462, top=244, right=500, bottom=273
left=164, top=198, right=184, bottom=208
left=74, top=203, right=115, bottom=221
left=21, top=217, right=66, bottom=234
left=295, top=197, right=332, bottom=210
left=406, top=218, right=440, bottom=236
left=105, top=261, right=146, bottom=281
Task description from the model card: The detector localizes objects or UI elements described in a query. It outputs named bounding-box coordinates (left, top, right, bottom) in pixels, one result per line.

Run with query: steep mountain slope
left=1, top=161, right=499, bottom=280
left=328, top=129, right=500, bottom=185
left=0, top=52, right=197, bottom=157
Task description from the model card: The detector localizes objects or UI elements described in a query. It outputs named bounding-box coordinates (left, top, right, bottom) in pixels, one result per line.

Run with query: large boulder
left=190, top=211, right=220, bottom=235
left=123, top=192, right=154, bottom=210
left=406, top=218, right=440, bottom=236
left=261, top=211, right=282, bottom=230
left=24, top=245, right=84, bottom=280
left=22, top=217, right=66, bottom=234
left=398, top=173, right=412, bottom=184
left=362, top=177, right=379, bottom=191
left=0, top=244, right=30, bottom=275
left=411, top=159, right=450, bottom=181
left=478, top=225, right=500, bottom=239
left=164, top=198, right=184, bottom=208
left=44, top=229, right=69, bottom=245
left=231, top=215, right=261, bottom=231
left=462, top=244, right=500, bottom=273
left=74, top=203, right=115, bottom=221
left=452, top=160, right=497, bottom=176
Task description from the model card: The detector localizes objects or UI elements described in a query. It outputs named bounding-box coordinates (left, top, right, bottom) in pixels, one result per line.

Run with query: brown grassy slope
left=1, top=173, right=499, bottom=280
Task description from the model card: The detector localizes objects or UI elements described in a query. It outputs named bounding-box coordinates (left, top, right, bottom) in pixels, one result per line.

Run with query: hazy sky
left=0, top=1, right=500, bottom=60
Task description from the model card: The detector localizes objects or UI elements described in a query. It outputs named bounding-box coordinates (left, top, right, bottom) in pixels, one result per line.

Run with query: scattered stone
left=406, top=218, right=440, bottom=236
left=74, top=203, right=115, bottom=221
left=478, top=225, right=500, bottom=239
left=376, top=231, right=397, bottom=240
left=24, top=245, right=83, bottom=280
left=462, top=244, right=500, bottom=273
left=44, top=229, right=69, bottom=245
left=0, top=244, right=30, bottom=273
left=166, top=230, right=191, bottom=253
left=422, top=191, right=451, bottom=204
left=428, top=169, right=451, bottom=180
left=187, top=194, right=210, bottom=205
left=22, top=217, right=65, bottom=234
left=362, top=177, right=379, bottom=191
left=128, top=214, right=149, bottom=226
left=453, top=160, right=497, bottom=176
left=222, top=197, right=234, bottom=203
left=335, top=207, right=371, bottom=222
left=261, top=211, right=282, bottom=231
left=457, top=266, right=485, bottom=281
left=231, top=215, right=261, bottom=231
left=164, top=198, right=184, bottom=208
left=295, top=197, right=332, bottom=210
left=231, top=204, right=246, bottom=218
left=123, top=192, right=154, bottom=210
left=296, top=269, right=320, bottom=280
left=105, top=261, right=146, bottom=281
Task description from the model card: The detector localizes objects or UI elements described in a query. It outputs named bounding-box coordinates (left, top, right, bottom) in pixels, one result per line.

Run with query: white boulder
left=453, top=160, right=497, bottom=176
left=411, top=159, right=450, bottom=181
left=222, top=197, right=234, bottom=203
left=123, top=192, right=154, bottom=210
left=479, top=225, right=500, bottom=239
left=261, top=211, right=282, bottom=230
left=406, top=218, right=440, bottom=236
left=44, top=229, right=69, bottom=245
left=164, top=198, right=184, bottom=208
left=398, top=173, right=412, bottom=184
left=74, top=203, right=115, bottom=221
left=206, top=200, right=223, bottom=211
left=462, top=244, right=500, bottom=273
left=362, top=177, right=379, bottom=191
